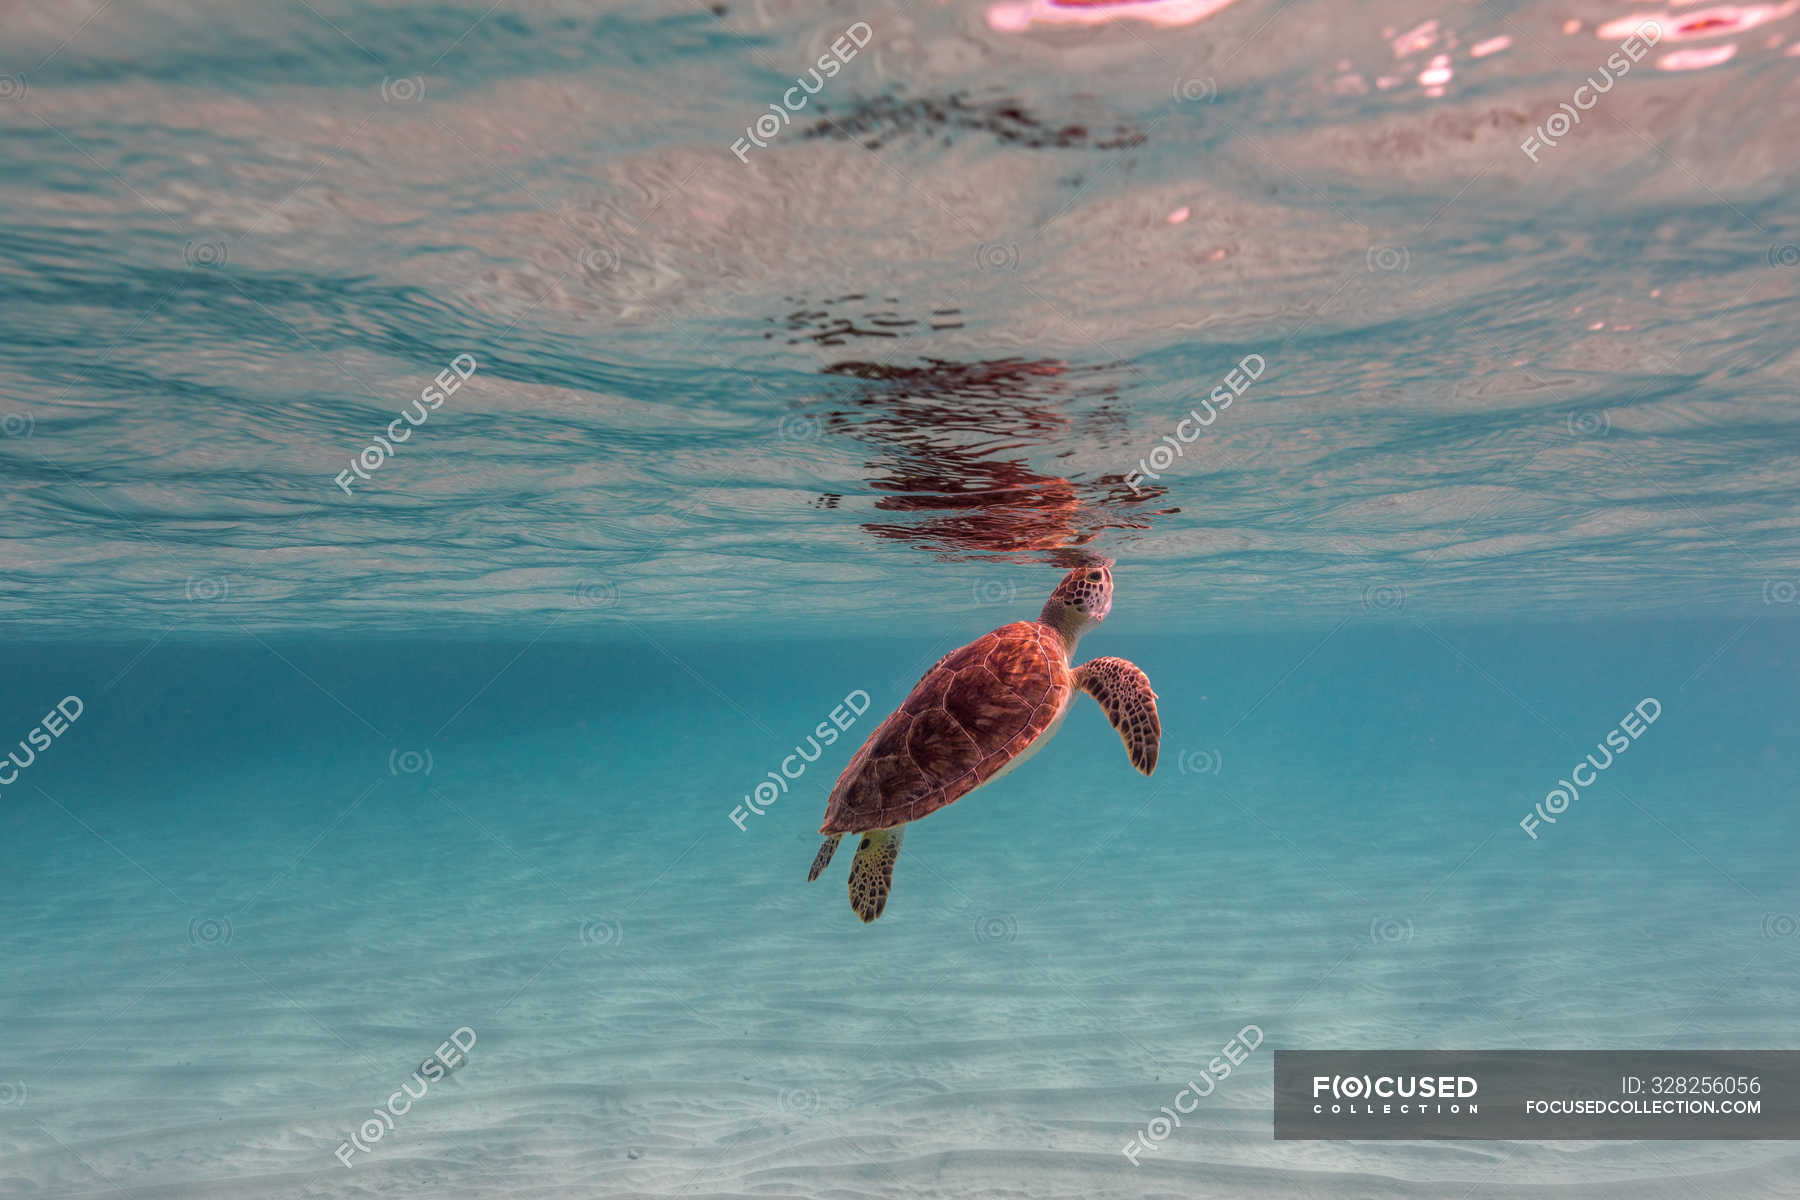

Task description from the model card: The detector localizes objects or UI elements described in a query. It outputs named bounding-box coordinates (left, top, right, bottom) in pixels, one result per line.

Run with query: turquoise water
left=3, top=0, right=1799, bottom=1195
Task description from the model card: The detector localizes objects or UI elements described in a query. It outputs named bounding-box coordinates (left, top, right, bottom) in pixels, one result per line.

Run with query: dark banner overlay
left=1274, top=1051, right=1800, bottom=1140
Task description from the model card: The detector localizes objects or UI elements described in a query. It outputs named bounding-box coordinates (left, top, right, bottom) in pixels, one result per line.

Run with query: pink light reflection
left=987, top=0, right=1243, bottom=32
left=1658, top=40, right=1741, bottom=65
left=1392, top=19, right=1439, bottom=57
left=1596, top=4, right=1796, bottom=41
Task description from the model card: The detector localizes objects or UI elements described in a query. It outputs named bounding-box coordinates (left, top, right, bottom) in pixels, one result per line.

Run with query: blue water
left=3, top=0, right=1799, bottom=1195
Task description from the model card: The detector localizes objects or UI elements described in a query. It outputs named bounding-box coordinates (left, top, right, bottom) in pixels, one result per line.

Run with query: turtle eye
left=1087, top=571, right=1102, bottom=582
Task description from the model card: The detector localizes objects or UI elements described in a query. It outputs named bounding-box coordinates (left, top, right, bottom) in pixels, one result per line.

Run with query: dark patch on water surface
left=807, top=356, right=1164, bottom=559
left=802, top=93, right=1146, bottom=152
left=768, top=296, right=963, bottom=347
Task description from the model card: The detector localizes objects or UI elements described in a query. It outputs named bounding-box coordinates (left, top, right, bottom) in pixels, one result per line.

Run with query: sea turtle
left=808, top=563, right=1160, bottom=921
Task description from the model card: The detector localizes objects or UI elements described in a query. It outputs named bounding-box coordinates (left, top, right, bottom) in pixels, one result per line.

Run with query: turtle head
left=1040, top=562, right=1113, bottom=646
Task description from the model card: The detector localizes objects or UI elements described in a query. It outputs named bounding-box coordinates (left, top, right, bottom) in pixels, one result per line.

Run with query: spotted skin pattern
left=1074, top=657, right=1160, bottom=775
left=807, top=834, right=842, bottom=882
left=847, top=828, right=903, bottom=922
left=1045, top=568, right=1112, bottom=625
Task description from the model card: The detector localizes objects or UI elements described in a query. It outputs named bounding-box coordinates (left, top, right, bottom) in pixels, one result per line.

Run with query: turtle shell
left=819, top=621, right=1071, bottom=833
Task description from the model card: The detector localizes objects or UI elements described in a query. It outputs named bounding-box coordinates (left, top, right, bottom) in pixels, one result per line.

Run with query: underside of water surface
left=1, top=0, right=1797, bottom=1195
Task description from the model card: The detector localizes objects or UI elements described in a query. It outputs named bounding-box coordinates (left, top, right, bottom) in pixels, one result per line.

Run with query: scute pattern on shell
left=820, top=621, right=1070, bottom=832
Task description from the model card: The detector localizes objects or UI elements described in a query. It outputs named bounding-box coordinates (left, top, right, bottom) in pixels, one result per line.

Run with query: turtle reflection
left=816, top=356, right=1169, bottom=559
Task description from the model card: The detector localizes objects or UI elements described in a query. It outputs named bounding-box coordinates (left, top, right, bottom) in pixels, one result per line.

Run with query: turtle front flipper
left=1074, top=656, right=1161, bottom=775
left=807, top=834, right=842, bottom=882
left=847, top=827, right=904, bottom=922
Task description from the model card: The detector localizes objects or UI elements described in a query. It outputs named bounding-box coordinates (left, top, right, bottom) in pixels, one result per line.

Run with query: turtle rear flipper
left=807, top=834, right=842, bottom=882
left=847, top=827, right=904, bottom=922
